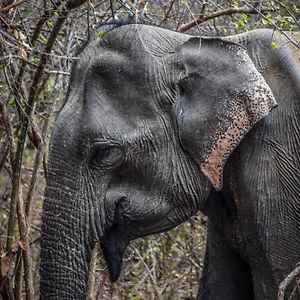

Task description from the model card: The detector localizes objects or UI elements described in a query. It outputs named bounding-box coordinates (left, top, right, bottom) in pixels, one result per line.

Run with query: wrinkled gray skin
left=40, top=23, right=300, bottom=299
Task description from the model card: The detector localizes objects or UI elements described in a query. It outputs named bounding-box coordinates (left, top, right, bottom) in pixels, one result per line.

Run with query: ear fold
left=177, top=37, right=277, bottom=190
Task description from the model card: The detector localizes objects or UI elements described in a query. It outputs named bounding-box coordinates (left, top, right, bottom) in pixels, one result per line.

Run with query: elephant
left=40, top=21, right=300, bottom=299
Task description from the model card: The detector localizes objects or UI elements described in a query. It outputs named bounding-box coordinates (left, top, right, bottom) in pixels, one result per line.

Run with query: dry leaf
left=1, top=256, right=10, bottom=277
left=11, top=240, right=19, bottom=251
left=18, top=31, right=27, bottom=42
left=18, top=46, right=28, bottom=61
left=13, top=30, right=30, bottom=57
left=13, top=30, right=27, bottom=42
left=13, top=29, right=19, bottom=40
left=19, top=240, right=26, bottom=250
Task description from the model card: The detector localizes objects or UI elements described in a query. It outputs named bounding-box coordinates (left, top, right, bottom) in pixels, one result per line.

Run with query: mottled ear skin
left=177, top=37, right=277, bottom=190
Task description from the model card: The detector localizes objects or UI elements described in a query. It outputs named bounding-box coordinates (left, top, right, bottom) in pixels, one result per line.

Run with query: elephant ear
left=176, top=37, right=277, bottom=190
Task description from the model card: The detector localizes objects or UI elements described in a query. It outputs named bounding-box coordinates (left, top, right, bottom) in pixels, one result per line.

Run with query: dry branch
left=160, top=0, right=176, bottom=24
left=278, top=264, right=300, bottom=300
left=5, top=0, right=86, bottom=253
left=66, top=0, right=87, bottom=11
left=132, top=245, right=163, bottom=300
left=17, top=187, right=34, bottom=300
left=86, top=242, right=99, bottom=300
left=0, top=0, right=28, bottom=13
left=0, top=144, right=9, bottom=174
left=2, top=1, right=87, bottom=298
left=0, top=102, right=15, bottom=166
left=241, top=1, right=300, bottom=49
left=178, top=6, right=272, bottom=32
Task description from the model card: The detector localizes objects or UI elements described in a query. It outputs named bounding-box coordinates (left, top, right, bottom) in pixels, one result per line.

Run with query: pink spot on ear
left=200, top=116, right=248, bottom=190
left=199, top=68, right=277, bottom=190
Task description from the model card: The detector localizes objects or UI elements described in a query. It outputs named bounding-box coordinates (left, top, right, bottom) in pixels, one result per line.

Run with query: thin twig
left=17, top=187, right=34, bottom=300
left=25, top=74, right=58, bottom=228
left=96, top=270, right=109, bottom=300
left=178, top=6, right=273, bottom=32
left=289, top=277, right=300, bottom=300
left=86, top=242, right=99, bottom=300
left=240, top=0, right=300, bottom=49
left=13, top=253, right=23, bottom=300
left=0, top=101, right=16, bottom=167
left=278, top=264, right=300, bottom=300
left=0, top=0, right=28, bottom=13
left=5, top=6, right=68, bottom=253
left=0, top=54, right=71, bottom=75
left=13, top=75, right=59, bottom=294
left=109, top=0, right=114, bottom=19
left=273, top=0, right=300, bottom=31
left=160, top=0, right=176, bottom=24
left=0, top=144, right=9, bottom=174
left=1, top=36, right=80, bottom=60
left=132, top=245, right=163, bottom=300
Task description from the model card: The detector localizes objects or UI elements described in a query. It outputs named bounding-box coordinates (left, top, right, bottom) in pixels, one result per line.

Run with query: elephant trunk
left=40, top=157, right=93, bottom=299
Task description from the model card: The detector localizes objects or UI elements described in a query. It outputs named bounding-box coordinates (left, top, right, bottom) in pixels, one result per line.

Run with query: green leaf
left=9, top=98, right=17, bottom=108
left=237, top=19, right=245, bottom=27
left=97, top=31, right=106, bottom=38
left=262, top=19, right=269, bottom=25
left=293, top=4, right=300, bottom=13
left=240, top=13, right=248, bottom=22
left=39, top=33, right=47, bottom=42
left=265, top=12, right=272, bottom=19
left=232, top=1, right=240, bottom=8
left=271, top=42, right=280, bottom=48
left=46, top=20, right=53, bottom=28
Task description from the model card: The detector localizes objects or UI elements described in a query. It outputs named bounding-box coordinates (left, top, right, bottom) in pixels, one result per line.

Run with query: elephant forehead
left=78, top=63, right=173, bottom=141
left=80, top=77, right=163, bottom=140
left=80, top=103, right=168, bottom=144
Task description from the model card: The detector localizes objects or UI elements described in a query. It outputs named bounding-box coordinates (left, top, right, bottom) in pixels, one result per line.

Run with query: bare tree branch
left=241, top=0, right=300, bottom=48
left=160, top=0, right=176, bottom=25
left=0, top=0, right=28, bottom=13
left=278, top=264, right=300, bottom=300
left=86, top=242, right=99, bottom=300
left=5, top=3, right=80, bottom=253
left=17, top=187, right=34, bottom=300
left=66, top=0, right=87, bottom=11
left=179, top=6, right=273, bottom=32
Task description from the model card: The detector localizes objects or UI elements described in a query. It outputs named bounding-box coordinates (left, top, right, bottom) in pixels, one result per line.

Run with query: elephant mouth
left=100, top=228, right=129, bottom=282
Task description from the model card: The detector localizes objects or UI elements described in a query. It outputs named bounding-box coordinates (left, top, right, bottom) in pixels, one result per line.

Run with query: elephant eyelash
left=177, top=72, right=201, bottom=87
left=177, top=77, right=189, bottom=93
left=88, top=142, right=124, bottom=170
left=177, top=72, right=205, bottom=95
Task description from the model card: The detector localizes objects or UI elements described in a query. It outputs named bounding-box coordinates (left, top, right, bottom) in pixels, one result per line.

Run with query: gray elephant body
left=41, top=22, right=300, bottom=299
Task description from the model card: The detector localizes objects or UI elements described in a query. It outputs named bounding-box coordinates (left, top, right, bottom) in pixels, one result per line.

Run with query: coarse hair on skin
left=75, top=18, right=147, bottom=56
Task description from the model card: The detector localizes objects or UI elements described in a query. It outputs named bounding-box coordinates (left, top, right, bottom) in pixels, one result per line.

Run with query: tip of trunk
left=100, top=230, right=129, bottom=282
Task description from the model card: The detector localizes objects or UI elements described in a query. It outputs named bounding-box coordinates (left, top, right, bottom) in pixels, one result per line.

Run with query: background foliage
left=0, top=0, right=299, bottom=299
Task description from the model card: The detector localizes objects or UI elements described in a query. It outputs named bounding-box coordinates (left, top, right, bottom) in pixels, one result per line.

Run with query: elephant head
left=40, top=23, right=276, bottom=299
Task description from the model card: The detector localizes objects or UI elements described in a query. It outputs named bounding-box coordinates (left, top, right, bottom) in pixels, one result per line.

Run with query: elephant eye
left=177, top=73, right=199, bottom=94
left=88, top=142, right=124, bottom=170
left=177, top=77, right=189, bottom=94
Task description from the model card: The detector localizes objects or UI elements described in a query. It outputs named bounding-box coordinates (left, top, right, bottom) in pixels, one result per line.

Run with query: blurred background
left=0, top=1, right=299, bottom=299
